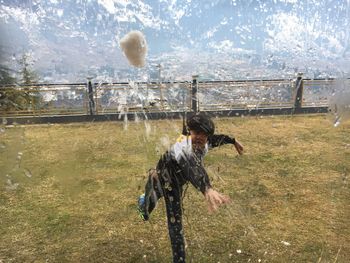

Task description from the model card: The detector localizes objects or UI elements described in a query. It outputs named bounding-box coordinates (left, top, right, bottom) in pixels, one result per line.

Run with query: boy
left=138, top=113, right=244, bottom=263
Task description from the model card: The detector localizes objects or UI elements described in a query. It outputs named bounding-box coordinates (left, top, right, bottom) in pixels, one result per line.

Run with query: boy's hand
left=204, top=188, right=231, bottom=213
left=234, top=140, right=244, bottom=155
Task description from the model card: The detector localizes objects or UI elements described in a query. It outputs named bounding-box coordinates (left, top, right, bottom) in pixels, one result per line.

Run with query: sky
left=0, top=0, right=350, bottom=82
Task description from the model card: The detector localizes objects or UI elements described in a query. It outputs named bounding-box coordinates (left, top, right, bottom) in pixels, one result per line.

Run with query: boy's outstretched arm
left=208, top=134, right=244, bottom=155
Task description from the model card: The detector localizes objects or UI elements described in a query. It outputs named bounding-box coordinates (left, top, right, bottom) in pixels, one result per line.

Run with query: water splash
left=328, top=78, right=350, bottom=126
left=123, top=113, right=128, bottom=131
left=5, top=175, right=19, bottom=191
left=134, top=112, right=140, bottom=123
left=144, top=121, right=151, bottom=139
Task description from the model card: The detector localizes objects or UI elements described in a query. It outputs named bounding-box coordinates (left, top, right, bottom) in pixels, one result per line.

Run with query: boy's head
left=186, top=113, right=215, bottom=136
left=187, top=113, right=215, bottom=150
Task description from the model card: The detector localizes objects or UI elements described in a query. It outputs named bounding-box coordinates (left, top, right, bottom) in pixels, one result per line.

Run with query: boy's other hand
left=234, top=140, right=244, bottom=155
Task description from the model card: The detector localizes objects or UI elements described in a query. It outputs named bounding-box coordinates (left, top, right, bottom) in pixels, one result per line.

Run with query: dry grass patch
left=0, top=115, right=349, bottom=262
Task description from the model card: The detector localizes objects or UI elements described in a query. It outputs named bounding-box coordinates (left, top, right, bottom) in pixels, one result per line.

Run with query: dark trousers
left=145, top=167, right=186, bottom=263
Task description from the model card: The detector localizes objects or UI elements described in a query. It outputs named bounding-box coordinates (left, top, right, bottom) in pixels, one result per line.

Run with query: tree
left=0, top=54, right=42, bottom=113
left=0, top=65, right=20, bottom=111
left=19, top=54, right=38, bottom=85
left=18, top=54, right=42, bottom=111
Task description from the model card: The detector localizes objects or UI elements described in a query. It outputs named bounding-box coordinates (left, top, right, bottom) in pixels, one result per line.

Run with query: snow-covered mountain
left=0, top=0, right=349, bottom=83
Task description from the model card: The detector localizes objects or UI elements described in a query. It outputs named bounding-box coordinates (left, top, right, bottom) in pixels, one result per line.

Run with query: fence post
left=87, top=78, right=95, bottom=115
left=294, top=73, right=304, bottom=109
left=191, top=75, right=198, bottom=113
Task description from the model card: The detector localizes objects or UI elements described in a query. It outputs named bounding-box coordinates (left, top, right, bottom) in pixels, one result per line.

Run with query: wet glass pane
left=0, top=1, right=349, bottom=262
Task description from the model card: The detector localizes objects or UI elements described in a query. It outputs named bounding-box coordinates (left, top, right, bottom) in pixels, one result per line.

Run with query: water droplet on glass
left=281, top=240, right=290, bottom=246
left=17, top=152, right=23, bottom=160
left=334, top=117, right=341, bottom=127
left=144, top=121, right=151, bottom=139
left=24, top=169, right=32, bottom=178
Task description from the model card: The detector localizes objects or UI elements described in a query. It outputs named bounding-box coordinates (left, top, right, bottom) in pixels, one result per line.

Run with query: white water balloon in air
left=119, top=31, right=148, bottom=68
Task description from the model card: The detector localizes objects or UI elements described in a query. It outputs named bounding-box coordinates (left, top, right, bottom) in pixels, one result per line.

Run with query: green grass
left=0, top=115, right=349, bottom=262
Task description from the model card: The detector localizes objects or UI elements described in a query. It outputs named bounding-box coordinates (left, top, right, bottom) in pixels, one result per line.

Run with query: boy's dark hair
left=186, top=113, right=215, bottom=136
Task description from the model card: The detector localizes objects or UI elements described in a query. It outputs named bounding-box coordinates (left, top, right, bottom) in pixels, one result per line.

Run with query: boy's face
left=190, top=130, right=208, bottom=151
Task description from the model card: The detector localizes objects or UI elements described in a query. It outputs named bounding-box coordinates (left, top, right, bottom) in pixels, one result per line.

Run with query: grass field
left=0, top=114, right=349, bottom=263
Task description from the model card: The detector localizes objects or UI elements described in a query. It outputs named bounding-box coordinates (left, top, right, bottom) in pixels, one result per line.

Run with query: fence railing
left=0, top=74, right=346, bottom=118
left=197, top=78, right=295, bottom=111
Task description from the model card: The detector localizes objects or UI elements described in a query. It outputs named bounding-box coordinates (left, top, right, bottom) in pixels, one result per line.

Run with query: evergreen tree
left=0, top=65, right=20, bottom=111
left=0, top=54, right=42, bottom=113
left=18, top=54, right=42, bottom=111
left=19, top=54, right=38, bottom=85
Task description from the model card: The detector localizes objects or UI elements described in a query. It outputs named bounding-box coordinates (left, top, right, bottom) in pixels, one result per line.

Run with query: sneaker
left=137, top=194, right=149, bottom=221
